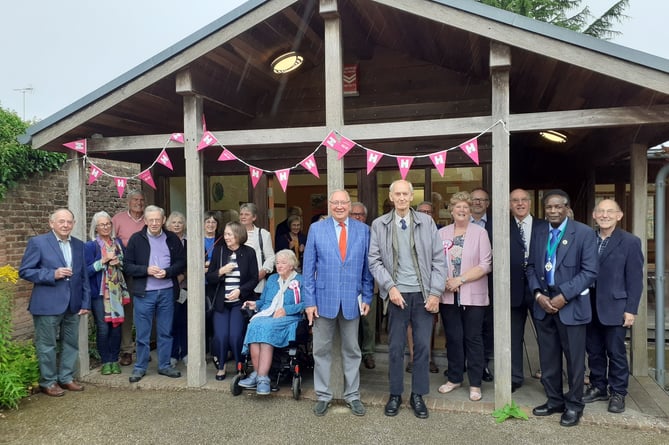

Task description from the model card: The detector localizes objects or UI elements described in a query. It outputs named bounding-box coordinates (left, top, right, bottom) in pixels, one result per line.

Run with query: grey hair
left=240, top=202, right=258, bottom=216
left=89, top=211, right=115, bottom=240
left=144, top=205, right=165, bottom=218
left=351, top=202, right=367, bottom=215
left=166, top=211, right=187, bottom=235
left=275, top=249, right=299, bottom=270
left=389, top=180, right=414, bottom=194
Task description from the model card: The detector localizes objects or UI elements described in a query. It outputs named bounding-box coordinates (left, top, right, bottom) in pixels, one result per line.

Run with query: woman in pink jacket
left=437, top=191, right=492, bottom=401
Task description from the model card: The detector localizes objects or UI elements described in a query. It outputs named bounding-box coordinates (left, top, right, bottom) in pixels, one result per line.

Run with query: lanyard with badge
left=544, top=229, right=564, bottom=272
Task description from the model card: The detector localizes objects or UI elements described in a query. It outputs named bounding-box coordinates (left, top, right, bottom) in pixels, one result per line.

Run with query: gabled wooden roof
left=21, top=0, right=669, bottom=184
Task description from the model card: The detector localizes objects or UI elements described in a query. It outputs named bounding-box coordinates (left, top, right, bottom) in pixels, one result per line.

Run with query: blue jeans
left=171, top=300, right=188, bottom=360
left=33, top=312, right=80, bottom=388
left=133, top=288, right=174, bottom=372
left=91, top=297, right=122, bottom=364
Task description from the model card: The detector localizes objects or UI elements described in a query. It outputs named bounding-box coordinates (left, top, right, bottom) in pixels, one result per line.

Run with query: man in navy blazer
left=582, top=199, right=643, bottom=413
left=526, top=190, right=598, bottom=427
left=19, top=208, right=91, bottom=397
left=509, top=188, right=543, bottom=392
left=303, top=189, right=374, bottom=417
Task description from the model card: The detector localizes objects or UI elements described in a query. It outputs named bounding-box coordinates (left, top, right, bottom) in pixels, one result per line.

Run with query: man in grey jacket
left=368, top=179, right=447, bottom=419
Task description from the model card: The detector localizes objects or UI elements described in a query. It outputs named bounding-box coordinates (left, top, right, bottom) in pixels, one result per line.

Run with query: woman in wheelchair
left=240, top=249, right=304, bottom=395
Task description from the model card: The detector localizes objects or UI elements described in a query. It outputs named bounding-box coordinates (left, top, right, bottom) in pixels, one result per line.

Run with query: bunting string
left=62, top=119, right=507, bottom=196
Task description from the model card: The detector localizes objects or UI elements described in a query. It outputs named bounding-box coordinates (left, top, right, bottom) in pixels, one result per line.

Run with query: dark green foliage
left=477, top=0, right=629, bottom=40
left=0, top=107, right=66, bottom=201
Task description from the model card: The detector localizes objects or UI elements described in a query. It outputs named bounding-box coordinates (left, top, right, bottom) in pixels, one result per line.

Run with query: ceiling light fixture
left=271, top=51, right=303, bottom=74
left=539, top=130, right=567, bottom=144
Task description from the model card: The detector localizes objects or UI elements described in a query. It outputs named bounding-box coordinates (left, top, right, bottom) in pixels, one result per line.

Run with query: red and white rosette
left=442, top=239, right=454, bottom=255
left=289, top=280, right=301, bottom=304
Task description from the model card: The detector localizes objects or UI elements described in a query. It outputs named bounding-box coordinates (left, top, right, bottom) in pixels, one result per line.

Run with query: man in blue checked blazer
left=303, top=189, right=374, bottom=417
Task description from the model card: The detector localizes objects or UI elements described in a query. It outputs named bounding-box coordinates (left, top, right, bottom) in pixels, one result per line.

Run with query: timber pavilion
left=21, top=0, right=669, bottom=407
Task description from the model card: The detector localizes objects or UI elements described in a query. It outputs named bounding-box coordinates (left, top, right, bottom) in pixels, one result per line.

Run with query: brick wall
left=0, top=159, right=141, bottom=340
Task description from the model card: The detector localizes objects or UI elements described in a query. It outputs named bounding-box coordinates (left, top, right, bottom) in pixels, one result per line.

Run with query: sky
left=1, top=0, right=667, bottom=122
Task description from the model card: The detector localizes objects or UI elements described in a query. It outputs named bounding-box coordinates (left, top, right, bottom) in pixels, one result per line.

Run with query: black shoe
left=313, top=400, right=330, bottom=417
left=482, top=367, right=494, bottom=382
left=511, top=382, right=522, bottom=393
left=532, top=403, right=565, bottom=416
left=608, top=393, right=625, bottom=413
left=409, top=393, right=429, bottom=419
left=384, top=395, right=402, bottom=417
left=158, top=367, right=181, bottom=378
left=128, top=370, right=145, bottom=383
left=582, top=386, right=609, bottom=403
left=560, top=409, right=582, bottom=427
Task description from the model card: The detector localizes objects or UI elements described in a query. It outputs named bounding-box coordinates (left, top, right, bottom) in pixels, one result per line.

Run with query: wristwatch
left=460, top=277, right=467, bottom=285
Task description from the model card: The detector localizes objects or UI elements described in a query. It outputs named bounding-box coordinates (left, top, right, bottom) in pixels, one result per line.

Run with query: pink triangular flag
left=366, top=149, right=384, bottom=175
left=275, top=168, right=291, bottom=192
left=249, top=166, right=263, bottom=189
left=156, top=148, right=174, bottom=170
left=459, top=138, right=479, bottom=165
left=299, top=154, right=320, bottom=178
left=138, top=169, right=157, bottom=190
left=397, top=156, right=414, bottom=180
left=170, top=133, right=184, bottom=143
left=429, top=150, right=448, bottom=177
left=88, top=163, right=103, bottom=185
left=197, top=131, right=218, bottom=151
left=218, top=148, right=237, bottom=162
left=322, top=131, right=356, bottom=159
left=63, top=139, right=86, bottom=154
left=114, top=177, right=127, bottom=198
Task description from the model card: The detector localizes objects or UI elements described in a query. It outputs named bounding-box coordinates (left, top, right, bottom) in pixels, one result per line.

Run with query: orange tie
left=339, top=221, right=347, bottom=261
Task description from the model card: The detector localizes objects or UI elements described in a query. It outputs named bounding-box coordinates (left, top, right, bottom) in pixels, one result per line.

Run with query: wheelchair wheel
left=230, top=374, right=243, bottom=396
left=291, top=376, right=301, bottom=400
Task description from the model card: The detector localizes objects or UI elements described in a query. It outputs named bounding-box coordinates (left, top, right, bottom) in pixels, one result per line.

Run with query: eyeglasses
left=472, top=198, right=489, bottom=203
left=417, top=209, right=432, bottom=215
left=350, top=212, right=365, bottom=217
left=329, top=200, right=351, bottom=206
left=97, top=223, right=112, bottom=228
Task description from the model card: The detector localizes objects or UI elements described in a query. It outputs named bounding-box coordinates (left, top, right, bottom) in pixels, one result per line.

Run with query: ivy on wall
left=0, top=108, right=66, bottom=201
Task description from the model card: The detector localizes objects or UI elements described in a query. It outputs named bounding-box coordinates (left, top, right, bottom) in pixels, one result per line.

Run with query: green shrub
left=0, top=265, right=39, bottom=409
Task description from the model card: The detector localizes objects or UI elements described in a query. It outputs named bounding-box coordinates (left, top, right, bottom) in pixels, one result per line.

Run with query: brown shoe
left=363, top=355, right=376, bottom=369
left=41, top=383, right=65, bottom=397
left=119, top=353, right=133, bottom=366
left=60, top=381, right=84, bottom=391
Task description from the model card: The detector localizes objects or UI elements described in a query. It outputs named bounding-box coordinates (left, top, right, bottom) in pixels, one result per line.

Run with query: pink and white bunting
left=170, top=133, right=185, bottom=143
left=63, top=139, right=87, bottom=154
left=156, top=149, right=174, bottom=170
left=88, top=164, right=103, bottom=185
left=114, top=177, right=127, bottom=198
left=275, top=168, right=291, bottom=192
left=69, top=119, right=502, bottom=195
left=397, top=156, right=414, bottom=180
left=299, top=154, right=320, bottom=178
left=249, top=166, right=263, bottom=189
left=218, top=148, right=237, bottom=162
left=322, top=131, right=355, bottom=160
left=366, top=149, right=384, bottom=175
left=138, top=169, right=157, bottom=190
left=197, top=131, right=218, bottom=151
left=459, top=138, right=479, bottom=165
left=429, top=150, right=448, bottom=177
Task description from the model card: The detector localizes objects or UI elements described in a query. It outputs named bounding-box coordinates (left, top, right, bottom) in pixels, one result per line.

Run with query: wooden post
left=67, top=151, right=89, bottom=377
left=177, top=69, right=207, bottom=387
left=320, top=0, right=345, bottom=400
left=630, top=143, right=648, bottom=376
left=490, top=41, right=512, bottom=409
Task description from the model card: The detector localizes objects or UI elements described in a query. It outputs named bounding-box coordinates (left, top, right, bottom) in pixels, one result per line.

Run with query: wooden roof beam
left=176, top=69, right=257, bottom=118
